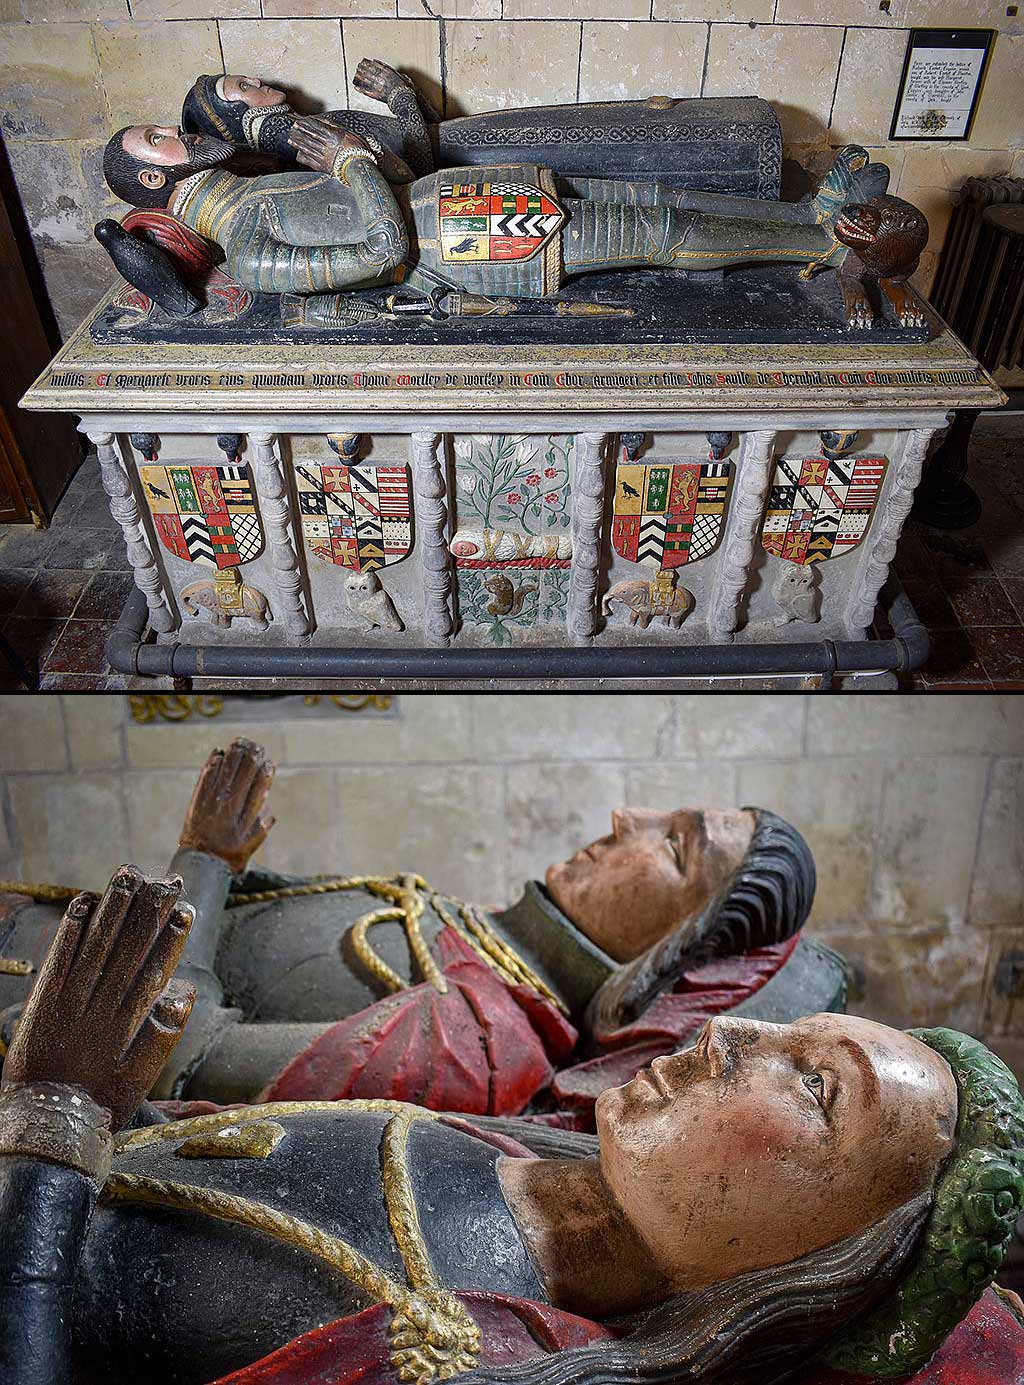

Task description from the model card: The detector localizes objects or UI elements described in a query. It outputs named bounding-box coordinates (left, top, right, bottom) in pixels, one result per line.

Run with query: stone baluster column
left=409, top=431, right=454, bottom=646
left=567, top=431, right=610, bottom=646
left=707, top=429, right=777, bottom=643
left=842, top=426, right=939, bottom=634
left=90, top=430, right=175, bottom=633
left=248, top=431, right=311, bottom=637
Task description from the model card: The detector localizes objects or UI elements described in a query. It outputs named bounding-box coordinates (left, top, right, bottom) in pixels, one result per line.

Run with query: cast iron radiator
left=931, top=176, right=1024, bottom=370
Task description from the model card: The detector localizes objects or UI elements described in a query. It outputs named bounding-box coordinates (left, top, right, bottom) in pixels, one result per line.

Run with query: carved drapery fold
left=707, top=429, right=777, bottom=643
left=567, top=432, right=610, bottom=646
left=842, top=425, right=939, bottom=634
left=409, top=431, right=454, bottom=647
left=248, top=432, right=311, bottom=637
left=90, top=430, right=176, bottom=634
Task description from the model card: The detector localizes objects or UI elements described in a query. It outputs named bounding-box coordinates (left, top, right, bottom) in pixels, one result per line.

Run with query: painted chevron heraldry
left=611, top=457, right=733, bottom=569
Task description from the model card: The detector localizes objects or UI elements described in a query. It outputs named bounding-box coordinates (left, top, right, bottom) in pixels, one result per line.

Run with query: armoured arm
left=0, top=872, right=194, bottom=1381
left=225, top=144, right=408, bottom=295
left=353, top=59, right=435, bottom=176
left=155, top=739, right=275, bottom=1097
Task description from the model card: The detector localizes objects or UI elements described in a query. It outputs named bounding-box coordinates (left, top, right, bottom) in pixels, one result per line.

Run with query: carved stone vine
left=409, top=431, right=454, bottom=646
left=90, top=430, right=176, bottom=634
left=707, top=429, right=777, bottom=643
left=248, top=432, right=311, bottom=637
left=842, top=426, right=939, bottom=634
left=567, top=432, right=610, bottom=646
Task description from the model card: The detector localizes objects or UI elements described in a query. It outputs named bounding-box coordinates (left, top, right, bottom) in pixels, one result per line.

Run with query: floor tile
left=44, top=527, right=114, bottom=572
left=0, top=568, right=34, bottom=616
left=1, top=617, right=68, bottom=683
left=43, top=619, right=115, bottom=675
left=943, top=578, right=1020, bottom=629
left=1000, top=578, right=1024, bottom=620
left=38, top=671, right=111, bottom=690
left=75, top=571, right=134, bottom=621
left=0, top=524, right=60, bottom=569
left=900, top=580, right=959, bottom=631
left=972, top=626, right=1024, bottom=683
left=12, top=569, right=90, bottom=619
left=918, top=627, right=991, bottom=685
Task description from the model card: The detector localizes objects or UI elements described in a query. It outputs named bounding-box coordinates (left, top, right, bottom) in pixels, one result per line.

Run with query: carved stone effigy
left=16, top=63, right=1006, bottom=682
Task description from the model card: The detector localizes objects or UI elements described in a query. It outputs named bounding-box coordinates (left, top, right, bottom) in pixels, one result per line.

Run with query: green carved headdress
left=823, top=1027, right=1024, bottom=1377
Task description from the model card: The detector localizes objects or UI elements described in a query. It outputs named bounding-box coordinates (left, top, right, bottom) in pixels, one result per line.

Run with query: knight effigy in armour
left=0, top=739, right=846, bottom=1124
left=0, top=865, right=1022, bottom=1385
left=92, top=61, right=929, bottom=337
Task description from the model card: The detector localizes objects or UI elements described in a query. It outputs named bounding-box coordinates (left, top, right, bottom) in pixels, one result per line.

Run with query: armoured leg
left=560, top=198, right=843, bottom=275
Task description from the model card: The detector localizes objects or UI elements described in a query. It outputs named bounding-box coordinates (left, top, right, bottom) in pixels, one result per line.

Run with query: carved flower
left=544, top=492, right=558, bottom=503
left=525, top=472, right=541, bottom=486
left=513, top=440, right=535, bottom=466
left=453, top=437, right=472, bottom=458
left=456, top=471, right=478, bottom=493
left=506, top=491, right=522, bottom=504
left=544, top=467, right=557, bottom=478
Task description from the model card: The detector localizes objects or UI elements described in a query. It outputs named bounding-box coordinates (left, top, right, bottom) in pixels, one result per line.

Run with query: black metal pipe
left=106, top=577, right=929, bottom=684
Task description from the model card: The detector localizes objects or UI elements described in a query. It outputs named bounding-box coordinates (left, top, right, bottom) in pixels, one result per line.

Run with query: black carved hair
left=454, top=1195, right=929, bottom=1385
left=587, top=808, right=818, bottom=1039
left=102, top=127, right=173, bottom=209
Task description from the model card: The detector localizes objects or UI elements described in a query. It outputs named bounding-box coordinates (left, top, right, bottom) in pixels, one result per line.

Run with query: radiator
left=932, top=176, right=1024, bottom=371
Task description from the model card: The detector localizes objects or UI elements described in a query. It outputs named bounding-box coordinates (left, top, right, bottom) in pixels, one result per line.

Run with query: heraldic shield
left=296, top=463, right=413, bottom=571
left=761, top=455, right=887, bottom=564
left=141, top=463, right=264, bottom=569
left=438, top=179, right=565, bottom=264
left=611, top=461, right=733, bottom=568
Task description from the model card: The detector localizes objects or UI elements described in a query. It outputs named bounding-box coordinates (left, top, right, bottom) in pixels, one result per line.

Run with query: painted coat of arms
left=438, top=181, right=565, bottom=264
left=761, top=456, right=887, bottom=564
left=611, top=461, right=732, bottom=568
left=295, top=464, right=412, bottom=571
left=141, top=463, right=263, bottom=568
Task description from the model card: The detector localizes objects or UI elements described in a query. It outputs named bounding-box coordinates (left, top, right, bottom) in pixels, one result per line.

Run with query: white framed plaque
left=889, top=29, right=995, bottom=141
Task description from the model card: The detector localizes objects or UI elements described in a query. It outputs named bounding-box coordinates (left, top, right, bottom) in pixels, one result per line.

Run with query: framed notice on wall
left=889, top=29, right=995, bottom=141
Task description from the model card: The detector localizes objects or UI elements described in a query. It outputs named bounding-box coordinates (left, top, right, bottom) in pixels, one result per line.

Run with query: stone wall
left=0, top=3, right=1021, bottom=336
left=1, top=692, right=1022, bottom=1077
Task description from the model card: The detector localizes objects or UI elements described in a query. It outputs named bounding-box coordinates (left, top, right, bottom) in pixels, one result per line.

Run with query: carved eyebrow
left=836, top=1036, right=880, bottom=1109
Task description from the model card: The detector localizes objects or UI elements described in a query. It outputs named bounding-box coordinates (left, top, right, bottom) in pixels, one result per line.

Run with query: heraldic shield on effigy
left=761, top=455, right=888, bottom=564
left=611, top=460, right=733, bottom=569
left=295, top=463, right=413, bottom=571
left=141, top=463, right=264, bottom=569
left=437, top=178, right=565, bottom=264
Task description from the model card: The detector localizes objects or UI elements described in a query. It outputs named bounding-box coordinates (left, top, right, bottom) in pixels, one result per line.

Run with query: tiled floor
left=0, top=456, right=135, bottom=690
left=1, top=417, right=1023, bottom=690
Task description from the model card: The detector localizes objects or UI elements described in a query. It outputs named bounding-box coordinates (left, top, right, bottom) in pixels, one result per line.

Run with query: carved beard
left=180, top=132, right=238, bottom=171
left=166, top=133, right=235, bottom=184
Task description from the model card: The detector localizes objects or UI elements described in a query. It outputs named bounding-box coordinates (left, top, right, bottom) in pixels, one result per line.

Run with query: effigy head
left=824, top=1025, right=1024, bottom=1376
left=834, top=194, right=929, bottom=276
left=102, top=125, right=234, bottom=208
left=595, top=1013, right=960, bottom=1292
left=181, top=74, right=289, bottom=143
left=546, top=805, right=812, bottom=963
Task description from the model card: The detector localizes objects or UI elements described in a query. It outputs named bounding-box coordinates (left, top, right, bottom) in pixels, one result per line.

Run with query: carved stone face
left=545, top=807, right=756, bottom=962
left=220, top=75, right=288, bottom=109
left=596, top=1013, right=957, bottom=1290
left=120, top=125, right=232, bottom=196
left=834, top=195, right=929, bottom=275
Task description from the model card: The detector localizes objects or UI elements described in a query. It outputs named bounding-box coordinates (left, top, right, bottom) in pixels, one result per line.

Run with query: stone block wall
left=0, top=692, right=1022, bottom=1077
left=0, top=2, right=1022, bottom=336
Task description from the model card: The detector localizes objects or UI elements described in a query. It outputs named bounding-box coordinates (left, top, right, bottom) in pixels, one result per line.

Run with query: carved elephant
left=603, top=578, right=694, bottom=630
left=181, top=578, right=273, bottom=630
